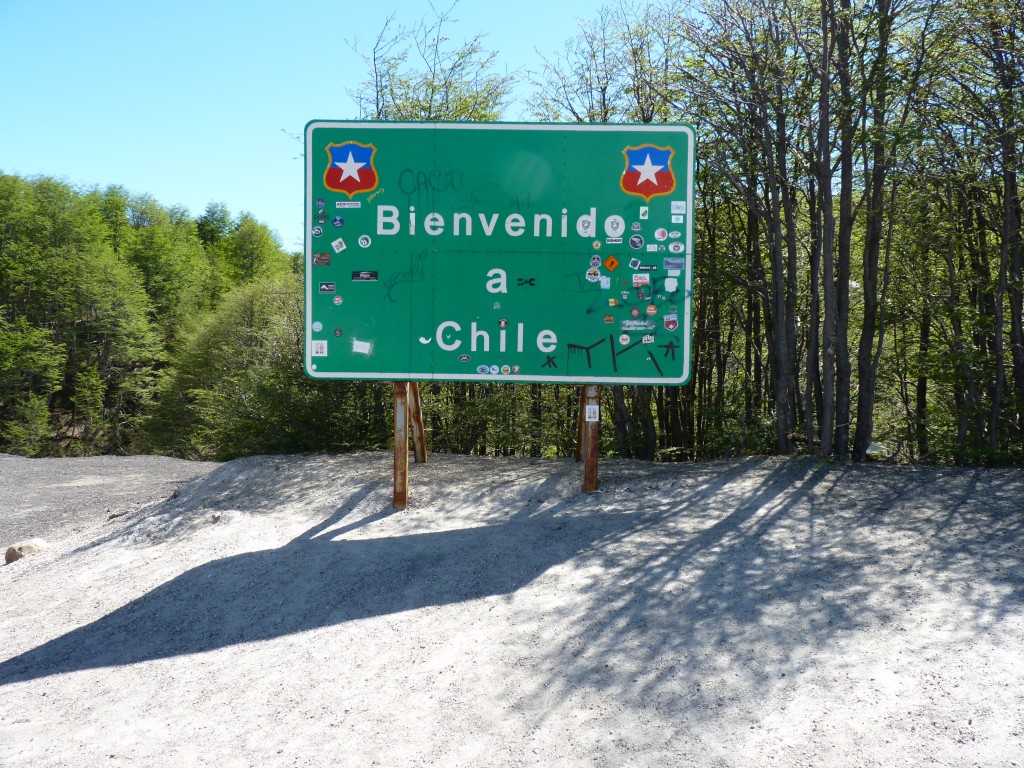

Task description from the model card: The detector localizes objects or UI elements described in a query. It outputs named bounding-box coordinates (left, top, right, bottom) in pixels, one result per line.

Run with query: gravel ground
left=1, top=452, right=1022, bottom=767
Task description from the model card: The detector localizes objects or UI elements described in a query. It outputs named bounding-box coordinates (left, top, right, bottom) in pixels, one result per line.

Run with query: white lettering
left=603, top=214, right=625, bottom=237
left=478, top=212, right=500, bottom=236
left=537, top=329, right=558, bottom=353
left=424, top=212, right=444, bottom=236
left=377, top=205, right=399, bottom=235
left=433, top=320, right=556, bottom=355
left=486, top=268, right=507, bottom=294
left=453, top=212, right=472, bottom=236
left=505, top=213, right=525, bottom=237
left=576, top=207, right=597, bottom=237
left=471, top=322, right=490, bottom=352
left=436, top=321, right=461, bottom=351
left=376, top=206, right=607, bottom=238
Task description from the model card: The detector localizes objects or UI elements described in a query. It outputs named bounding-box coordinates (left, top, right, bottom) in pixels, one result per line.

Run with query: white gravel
left=1, top=452, right=1022, bottom=767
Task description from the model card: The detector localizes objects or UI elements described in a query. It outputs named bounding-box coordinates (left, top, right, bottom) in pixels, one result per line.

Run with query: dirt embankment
left=2, top=453, right=1022, bottom=767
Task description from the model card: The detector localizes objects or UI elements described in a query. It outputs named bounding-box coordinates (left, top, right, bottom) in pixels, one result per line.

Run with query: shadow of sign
left=0, top=491, right=632, bottom=685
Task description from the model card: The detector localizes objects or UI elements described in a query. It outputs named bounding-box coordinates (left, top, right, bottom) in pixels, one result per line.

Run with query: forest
left=1, top=0, right=1021, bottom=465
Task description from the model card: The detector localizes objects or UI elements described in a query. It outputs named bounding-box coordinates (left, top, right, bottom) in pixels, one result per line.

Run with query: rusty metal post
left=393, top=381, right=409, bottom=509
left=581, top=384, right=600, bottom=492
left=409, top=382, right=426, bottom=464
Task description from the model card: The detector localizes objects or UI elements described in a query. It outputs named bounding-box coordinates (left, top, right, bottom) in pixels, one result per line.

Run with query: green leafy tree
left=223, top=212, right=290, bottom=283
left=0, top=313, right=65, bottom=455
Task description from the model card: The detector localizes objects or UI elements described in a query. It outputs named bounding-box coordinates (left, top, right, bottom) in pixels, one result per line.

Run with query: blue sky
left=0, top=0, right=600, bottom=252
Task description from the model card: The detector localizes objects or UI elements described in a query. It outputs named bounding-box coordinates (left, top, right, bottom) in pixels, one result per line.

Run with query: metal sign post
left=393, top=381, right=426, bottom=509
left=304, top=121, right=695, bottom=501
left=580, top=385, right=601, bottom=492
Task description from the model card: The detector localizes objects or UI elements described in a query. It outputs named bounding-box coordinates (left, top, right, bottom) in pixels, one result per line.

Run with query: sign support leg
left=575, top=385, right=585, bottom=463
left=409, top=382, right=426, bottom=464
left=393, top=382, right=409, bottom=509
left=581, top=384, right=600, bottom=493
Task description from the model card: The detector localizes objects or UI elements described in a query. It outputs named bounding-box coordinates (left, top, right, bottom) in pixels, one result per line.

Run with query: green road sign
left=304, top=121, right=695, bottom=385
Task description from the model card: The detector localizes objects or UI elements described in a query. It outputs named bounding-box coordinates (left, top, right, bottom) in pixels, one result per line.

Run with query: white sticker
left=665, top=278, right=679, bottom=292
left=639, top=207, right=649, bottom=220
left=671, top=201, right=687, bottom=214
left=311, top=340, right=328, bottom=357
left=351, top=339, right=372, bottom=355
left=312, top=321, right=323, bottom=332
left=600, top=276, right=611, bottom=289
left=585, top=404, right=600, bottom=422
left=332, top=237, right=347, bottom=253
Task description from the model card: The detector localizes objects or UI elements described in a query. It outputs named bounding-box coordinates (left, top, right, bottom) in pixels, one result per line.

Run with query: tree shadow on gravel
left=507, top=460, right=1024, bottom=723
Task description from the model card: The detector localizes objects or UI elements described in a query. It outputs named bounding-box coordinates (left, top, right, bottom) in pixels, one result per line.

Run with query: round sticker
left=312, top=321, right=323, bottom=332
left=501, top=365, right=511, bottom=375
left=477, top=365, right=489, bottom=374
left=332, top=216, right=344, bottom=228
left=333, top=296, right=343, bottom=305
left=629, top=235, right=644, bottom=249
left=358, top=235, right=372, bottom=248
left=619, top=334, right=631, bottom=345
left=669, top=242, right=685, bottom=254
left=655, top=228, right=668, bottom=241
left=312, top=226, right=324, bottom=237
left=586, top=268, right=601, bottom=283
left=489, top=365, right=500, bottom=375
left=334, top=328, right=343, bottom=337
